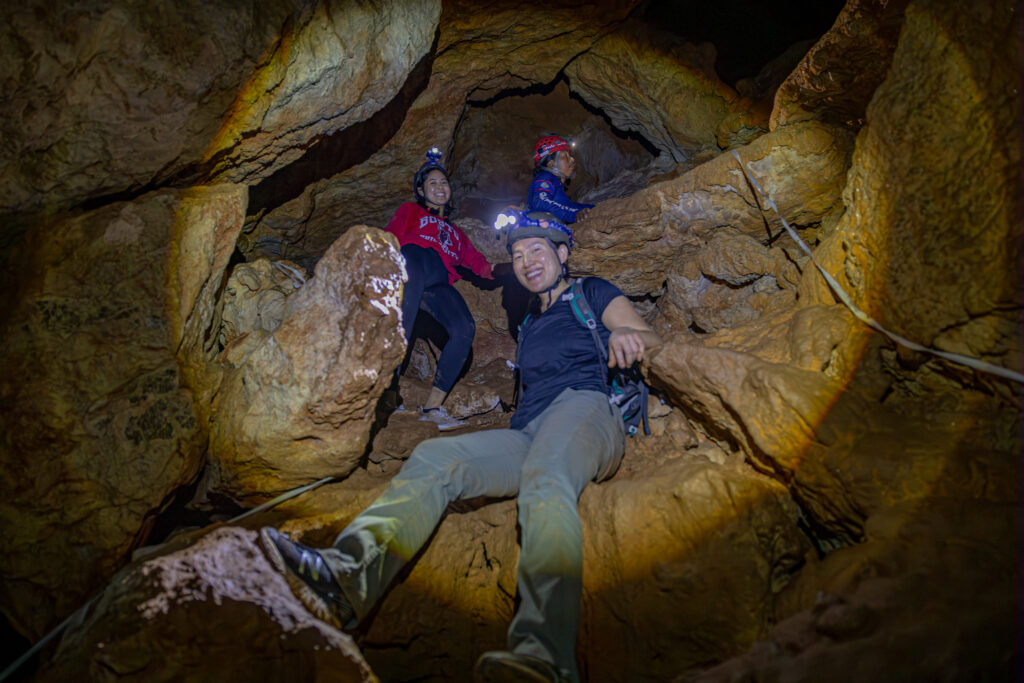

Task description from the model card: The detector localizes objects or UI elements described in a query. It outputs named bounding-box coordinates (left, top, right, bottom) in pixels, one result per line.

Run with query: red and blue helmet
left=532, top=135, right=572, bottom=167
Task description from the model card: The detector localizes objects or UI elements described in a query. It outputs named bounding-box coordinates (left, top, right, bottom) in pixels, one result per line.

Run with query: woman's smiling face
left=421, top=169, right=450, bottom=210
left=511, top=237, right=568, bottom=293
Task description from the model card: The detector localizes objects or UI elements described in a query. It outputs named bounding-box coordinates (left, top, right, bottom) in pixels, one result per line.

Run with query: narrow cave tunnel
left=0, top=0, right=1019, bottom=682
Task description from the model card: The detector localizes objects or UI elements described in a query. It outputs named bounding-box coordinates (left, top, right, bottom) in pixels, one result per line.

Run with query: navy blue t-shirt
left=511, top=277, right=624, bottom=429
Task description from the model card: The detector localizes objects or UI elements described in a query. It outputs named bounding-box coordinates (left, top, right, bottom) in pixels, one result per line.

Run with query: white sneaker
left=418, top=406, right=466, bottom=431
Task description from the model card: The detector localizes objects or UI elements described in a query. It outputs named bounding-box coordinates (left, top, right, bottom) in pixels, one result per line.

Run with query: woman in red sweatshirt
left=385, top=148, right=495, bottom=429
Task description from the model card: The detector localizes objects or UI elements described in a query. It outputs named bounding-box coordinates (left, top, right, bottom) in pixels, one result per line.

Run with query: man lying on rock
left=261, top=211, right=661, bottom=683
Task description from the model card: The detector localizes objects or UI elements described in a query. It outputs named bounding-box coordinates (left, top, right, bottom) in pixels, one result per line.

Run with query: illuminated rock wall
left=0, top=0, right=1017, bottom=681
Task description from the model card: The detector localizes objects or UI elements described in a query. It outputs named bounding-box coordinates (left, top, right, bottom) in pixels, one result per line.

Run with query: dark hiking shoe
left=260, top=526, right=357, bottom=630
left=474, top=651, right=567, bottom=683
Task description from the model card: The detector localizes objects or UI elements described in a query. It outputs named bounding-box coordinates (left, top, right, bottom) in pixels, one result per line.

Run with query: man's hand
left=607, top=327, right=647, bottom=368
left=576, top=208, right=591, bottom=222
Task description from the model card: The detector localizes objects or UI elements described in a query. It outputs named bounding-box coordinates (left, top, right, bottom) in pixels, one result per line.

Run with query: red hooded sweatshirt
left=385, top=202, right=493, bottom=285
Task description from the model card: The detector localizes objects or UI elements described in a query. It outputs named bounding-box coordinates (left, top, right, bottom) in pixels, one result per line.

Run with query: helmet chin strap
left=538, top=259, right=570, bottom=309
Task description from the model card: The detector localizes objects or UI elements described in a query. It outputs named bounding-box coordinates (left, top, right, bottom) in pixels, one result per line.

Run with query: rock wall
left=242, top=0, right=641, bottom=263
left=0, top=0, right=439, bottom=218
left=0, top=0, right=1019, bottom=680
left=0, top=185, right=245, bottom=637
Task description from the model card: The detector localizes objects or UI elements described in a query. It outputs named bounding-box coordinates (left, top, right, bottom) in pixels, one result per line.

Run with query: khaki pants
left=322, top=388, right=625, bottom=682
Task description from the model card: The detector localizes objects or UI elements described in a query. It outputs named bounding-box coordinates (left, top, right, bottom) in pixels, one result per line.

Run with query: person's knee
left=517, top=467, right=576, bottom=508
left=401, top=438, right=454, bottom=477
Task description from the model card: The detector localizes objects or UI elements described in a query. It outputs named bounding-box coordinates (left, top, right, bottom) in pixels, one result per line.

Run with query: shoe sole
left=453, top=396, right=503, bottom=420
left=259, top=528, right=352, bottom=630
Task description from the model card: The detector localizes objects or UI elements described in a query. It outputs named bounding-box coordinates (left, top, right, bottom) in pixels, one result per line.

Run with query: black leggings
left=400, top=245, right=475, bottom=393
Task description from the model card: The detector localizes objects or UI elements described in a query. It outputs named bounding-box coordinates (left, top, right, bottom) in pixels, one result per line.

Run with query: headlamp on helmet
left=413, top=146, right=449, bottom=202
left=502, top=209, right=574, bottom=254
left=533, top=135, right=574, bottom=167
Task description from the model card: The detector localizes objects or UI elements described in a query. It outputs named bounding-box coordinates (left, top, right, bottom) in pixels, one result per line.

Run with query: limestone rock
left=691, top=496, right=1017, bottom=682
left=770, top=0, right=910, bottom=130
left=716, top=39, right=818, bottom=149
left=35, top=527, right=376, bottom=683
left=649, top=298, right=1018, bottom=543
left=245, top=0, right=638, bottom=264
left=564, top=19, right=738, bottom=164
left=578, top=456, right=809, bottom=680
left=0, top=0, right=439, bottom=220
left=206, top=227, right=406, bottom=502
left=0, top=185, right=245, bottom=638
left=654, top=227, right=801, bottom=333
left=572, top=120, right=855, bottom=296
left=217, top=258, right=306, bottom=350
left=801, top=0, right=1020, bottom=372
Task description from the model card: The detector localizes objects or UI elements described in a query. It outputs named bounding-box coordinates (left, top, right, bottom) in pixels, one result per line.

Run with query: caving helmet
left=497, top=209, right=574, bottom=255
left=413, top=147, right=452, bottom=216
left=532, top=135, right=572, bottom=168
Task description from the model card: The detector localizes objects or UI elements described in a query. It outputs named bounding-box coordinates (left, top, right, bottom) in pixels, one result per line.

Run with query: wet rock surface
left=206, top=226, right=406, bottom=502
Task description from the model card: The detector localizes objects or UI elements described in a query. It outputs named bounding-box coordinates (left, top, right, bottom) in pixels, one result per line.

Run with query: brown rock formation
left=35, top=526, right=376, bottom=683
left=770, top=0, right=911, bottom=130
left=0, top=0, right=1018, bottom=680
left=571, top=119, right=854, bottom=296
left=0, top=185, right=245, bottom=637
left=0, top=0, right=439, bottom=219
left=206, top=226, right=406, bottom=502
left=564, top=19, right=736, bottom=164
left=244, top=0, right=640, bottom=263
left=217, top=258, right=306, bottom=352
left=802, top=0, right=1020, bottom=370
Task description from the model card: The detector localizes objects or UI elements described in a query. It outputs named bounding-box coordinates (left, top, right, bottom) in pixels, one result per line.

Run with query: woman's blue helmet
left=413, top=147, right=452, bottom=216
left=497, top=209, right=574, bottom=255
left=414, top=148, right=446, bottom=192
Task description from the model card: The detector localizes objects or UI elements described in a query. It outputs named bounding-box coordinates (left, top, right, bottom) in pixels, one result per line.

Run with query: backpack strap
left=512, top=312, right=534, bottom=409
left=569, top=278, right=651, bottom=436
left=567, top=278, right=610, bottom=388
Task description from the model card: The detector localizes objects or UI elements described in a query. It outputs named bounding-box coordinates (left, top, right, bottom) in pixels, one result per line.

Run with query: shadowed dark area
left=637, top=0, right=847, bottom=84
left=248, top=38, right=437, bottom=216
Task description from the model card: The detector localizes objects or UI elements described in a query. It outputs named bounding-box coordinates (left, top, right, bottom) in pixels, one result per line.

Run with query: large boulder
left=0, top=0, right=439, bottom=220
left=570, top=119, right=855, bottom=296
left=206, top=226, right=406, bottom=502
left=0, top=185, right=245, bottom=638
left=35, top=526, right=377, bottom=683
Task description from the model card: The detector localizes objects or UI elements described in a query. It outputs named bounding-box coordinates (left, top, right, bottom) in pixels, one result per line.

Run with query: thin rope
left=0, top=476, right=336, bottom=681
left=227, top=476, right=335, bottom=523
left=730, top=149, right=1023, bottom=385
